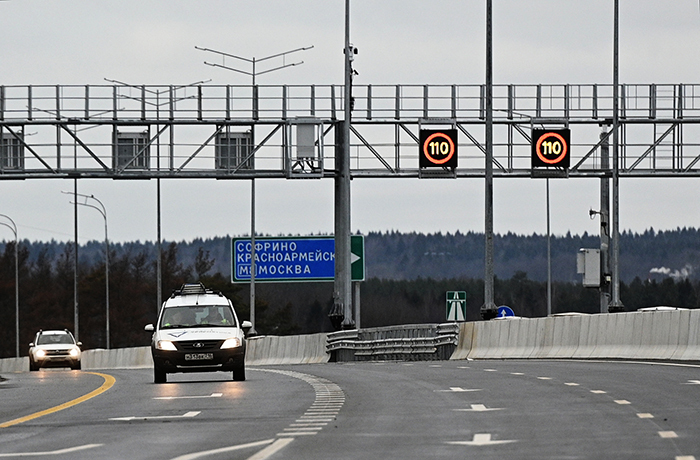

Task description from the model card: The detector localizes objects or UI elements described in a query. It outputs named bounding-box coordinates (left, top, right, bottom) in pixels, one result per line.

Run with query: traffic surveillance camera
left=343, top=45, right=358, bottom=56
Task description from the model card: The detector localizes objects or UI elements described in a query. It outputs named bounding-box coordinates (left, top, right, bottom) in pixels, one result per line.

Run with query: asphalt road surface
left=1, top=360, right=700, bottom=459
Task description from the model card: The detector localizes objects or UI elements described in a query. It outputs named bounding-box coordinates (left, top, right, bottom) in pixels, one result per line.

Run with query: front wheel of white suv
left=154, top=366, right=167, bottom=384
left=232, top=364, right=245, bottom=381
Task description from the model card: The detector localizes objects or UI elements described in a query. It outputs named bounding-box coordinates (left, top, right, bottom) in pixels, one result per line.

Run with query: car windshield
left=160, top=305, right=236, bottom=329
left=37, top=333, right=74, bottom=345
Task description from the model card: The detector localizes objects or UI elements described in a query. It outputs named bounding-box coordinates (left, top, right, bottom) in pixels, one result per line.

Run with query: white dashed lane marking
left=251, top=369, right=345, bottom=438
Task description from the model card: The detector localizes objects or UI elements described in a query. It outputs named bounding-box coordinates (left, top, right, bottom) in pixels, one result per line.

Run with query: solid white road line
left=447, top=433, right=517, bottom=446
left=0, top=444, right=103, bottom=457
left=436, top=387, right=482, bottom=392
left=171, top=439, right=277, bottom=460
left=154, top=393, right=222, bottom=400
left=245, top=439, right=295, bottom=460
left=454, top=404, right=503, bottom=412
left=109, top=411, right=200, bottom=421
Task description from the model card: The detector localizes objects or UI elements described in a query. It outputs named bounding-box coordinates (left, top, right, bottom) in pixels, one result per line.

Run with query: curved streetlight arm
left=196, top=45, right=314, bottom=83
left=255, top=46, right=314, bottom=63
left=202, top=62, right=253, bottom=77
left=62, top=191, right=106, bottom=220
left=0, top=217, right=17, bottom=237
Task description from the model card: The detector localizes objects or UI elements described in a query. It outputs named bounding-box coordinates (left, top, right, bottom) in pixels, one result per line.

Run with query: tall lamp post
left=481, top=0, right=498, bottom=320
left=63, top=192, right=110, bottom=348
left=196, top=44, right=313, bottom=334
left=0, top=214, right=19, bottom=357
left=609, top=0, right=624, bottom=312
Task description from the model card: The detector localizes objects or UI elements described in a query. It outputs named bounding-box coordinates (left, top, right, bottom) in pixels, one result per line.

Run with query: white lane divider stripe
left=154, top=393, right=222, bottom=400
left=0, top=444, right=103, bottom=457
left=436, top=387, right=482, bottom=392
left=110, top=411, right=200, bottom=421
left=454, top=404, right=503, bottom=412
left=244, top=439, right=295, bottom=460
left=171, top=439, right=277, bottom=460
left=447, top=433, right=517, bottom=446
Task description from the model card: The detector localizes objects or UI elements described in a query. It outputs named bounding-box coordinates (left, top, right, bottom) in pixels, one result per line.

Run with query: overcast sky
left=2, top=0, right=700, bottom=244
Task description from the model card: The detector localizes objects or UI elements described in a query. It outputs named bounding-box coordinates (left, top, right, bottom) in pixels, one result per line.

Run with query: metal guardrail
left=327, top=323, right=459, bottom=362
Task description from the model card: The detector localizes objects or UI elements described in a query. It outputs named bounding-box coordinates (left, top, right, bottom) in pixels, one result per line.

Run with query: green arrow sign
left=351, top=235, right=365, bottom=281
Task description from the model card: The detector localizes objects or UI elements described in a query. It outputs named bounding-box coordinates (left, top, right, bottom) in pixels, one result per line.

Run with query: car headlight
left=69, top=348, right=80, bottom=357
left=35, top=349, right=46, bottom=359
left=156, top=340, right=177, bottom=351
left=221, top=337, right=242, bottom=349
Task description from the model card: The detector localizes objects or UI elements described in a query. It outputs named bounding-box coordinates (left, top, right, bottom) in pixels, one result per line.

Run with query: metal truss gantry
left=1, top=83, right=700, bottom=180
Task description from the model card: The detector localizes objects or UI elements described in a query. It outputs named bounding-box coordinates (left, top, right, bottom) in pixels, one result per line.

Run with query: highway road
left=1, top=360, right=700, bottom=459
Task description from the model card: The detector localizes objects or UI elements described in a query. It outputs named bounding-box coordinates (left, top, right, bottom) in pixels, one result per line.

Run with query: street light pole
left=481, top=0, right=498, bottom=320
left=609, top=0, right=624, bottom=312
left=63, top=192, right=110, bottom=348
left=197, top=44, right=313, bottom=334
left=0, top=214, right=19, bottom=357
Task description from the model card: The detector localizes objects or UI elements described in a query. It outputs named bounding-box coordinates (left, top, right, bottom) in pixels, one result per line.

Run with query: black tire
left=154, top=366, right=167, bottom=384
left=71, top=361, right=81, bottom=371
left=29, top=360, right=38, bottom=372
left=232, top=364, right=245, bottom=381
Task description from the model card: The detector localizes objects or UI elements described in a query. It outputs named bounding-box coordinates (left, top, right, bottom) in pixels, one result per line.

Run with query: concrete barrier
left=245, top=333, right=329, bottom=365
left=0, top=357, right=27, bottom=373
left=453, top=310, right=700, bottom=362
left=82, top=347, right=153, bottom=369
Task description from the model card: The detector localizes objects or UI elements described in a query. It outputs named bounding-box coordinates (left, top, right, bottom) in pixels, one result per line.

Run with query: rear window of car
left=160, top=305, right=236, bottom=329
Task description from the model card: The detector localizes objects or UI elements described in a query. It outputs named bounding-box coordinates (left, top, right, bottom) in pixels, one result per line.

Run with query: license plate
left=184, top=353, right=213, bottom=361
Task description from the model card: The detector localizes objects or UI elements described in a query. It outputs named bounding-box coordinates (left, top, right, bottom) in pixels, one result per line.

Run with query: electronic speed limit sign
left=531, top=128, right=571, bottom=168
left=419, top=129, right=458, bottom=168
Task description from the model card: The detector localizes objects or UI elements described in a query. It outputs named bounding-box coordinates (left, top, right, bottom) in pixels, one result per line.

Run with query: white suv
left=145, top=283, right=251, bottom=384
left=28, top=330, right=82, bottom=371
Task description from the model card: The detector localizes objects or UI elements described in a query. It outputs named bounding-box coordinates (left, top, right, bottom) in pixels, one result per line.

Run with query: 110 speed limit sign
left=419, top=129, right=458, bottom=169
left=531, top=128, right=570, bottom=168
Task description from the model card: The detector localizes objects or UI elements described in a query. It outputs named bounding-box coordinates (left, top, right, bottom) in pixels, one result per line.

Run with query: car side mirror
left=29, top=343, right=34, bottom=347
left=144, top=324, right=154, bottom=332
left=76, top=342, right=83, bottom=348
left=241, top=321, right=252, bottom=334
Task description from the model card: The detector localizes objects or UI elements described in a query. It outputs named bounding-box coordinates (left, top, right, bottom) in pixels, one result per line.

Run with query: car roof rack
left=170, top=282, right=222, bottom=298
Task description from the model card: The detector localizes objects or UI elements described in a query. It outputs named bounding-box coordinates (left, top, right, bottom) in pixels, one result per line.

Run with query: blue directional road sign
left=497, top=305, right=515, bottom=318
left=446, top=291, right=467, bottom=322
left=231, top=235, right=364, bottom=283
